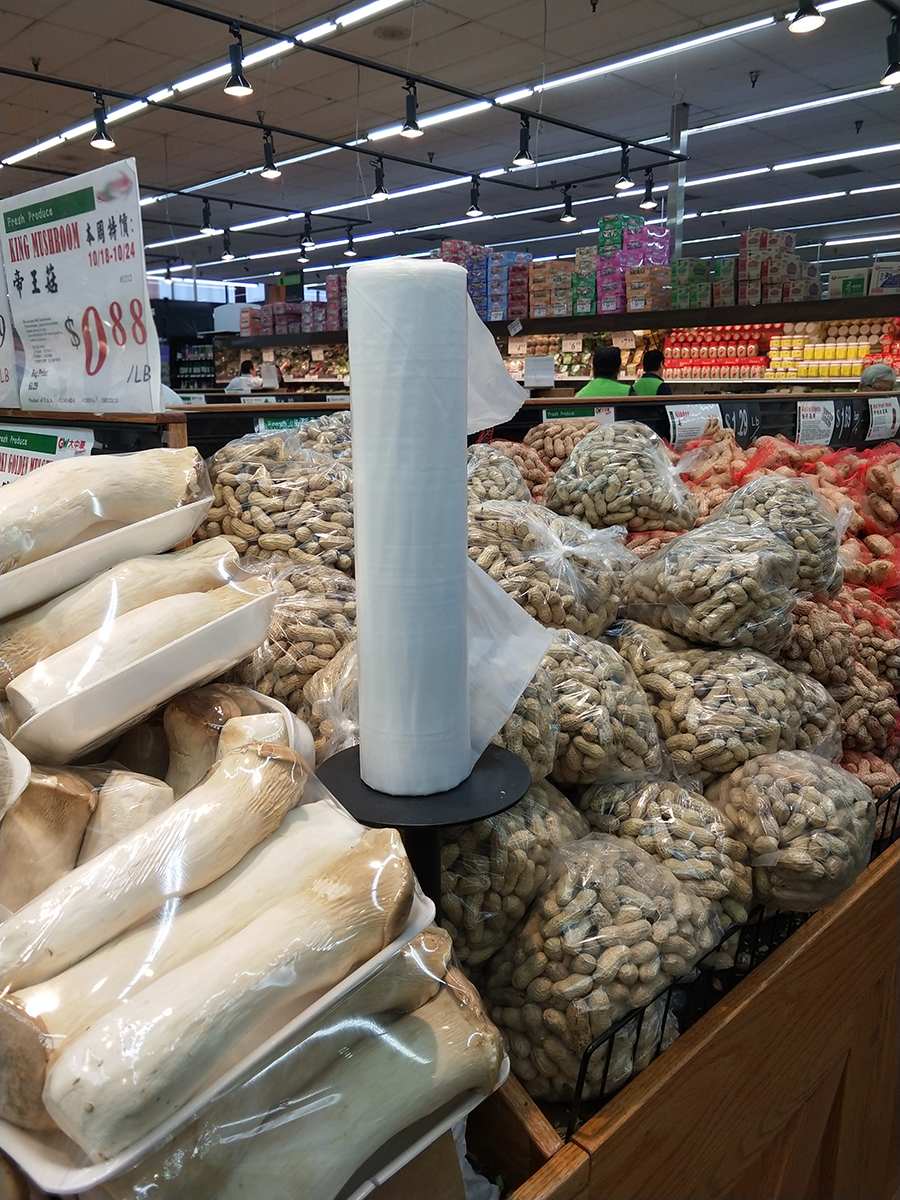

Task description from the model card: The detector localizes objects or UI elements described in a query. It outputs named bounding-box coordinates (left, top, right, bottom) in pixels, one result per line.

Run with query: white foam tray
left=0, top=496, right=212, bottom=619
left=11, top=581, right=276, bottom=765
left=0, top=886, right=436, bottom=1193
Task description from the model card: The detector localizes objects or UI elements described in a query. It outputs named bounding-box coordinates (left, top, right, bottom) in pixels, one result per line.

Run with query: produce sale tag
left=795, top=400, right=834, bottom=446
left=666, top=403, right=723, bottom=448
left=866, top=395, right=900, bottom=441
left=0, top=158, right=160, bottom=413
left=0, top=423, right=94, bottom=485
left=0, top=260, right=18, bottom=407
left=594, top=406, right=615, bottom=425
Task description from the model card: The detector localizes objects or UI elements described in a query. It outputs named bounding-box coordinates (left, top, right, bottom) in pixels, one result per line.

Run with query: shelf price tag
left=561, top=335, right=583, bottom=353
left=866, top=395, right=900, bottom=442
left=665, top=402, right=723, bottom=449
left=611, top=331, right=637, bottom=350
left=507, top=318, right=524, bottom=336
left=831, top=397, right=855, bottom=445
left=0, top=423, right=94, bottom=485
left=523, top=355, right=555, bottom=387
left=719, top=400, right=762, bottom=448
left=507, top=337, right=529, bottom=356
left=594, top=405, right=616, bottom=425
left=0, top=158, right=160, bottom=413
left=795, top=400, right=835, bottom=446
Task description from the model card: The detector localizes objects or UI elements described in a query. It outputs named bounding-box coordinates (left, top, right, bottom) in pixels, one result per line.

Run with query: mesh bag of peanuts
left=197, top=441, right=354, bottom=575
left=289, top=411, right=353, bottom=462
left=467, top=444, right=531, bottom=505
left=544, top=421, right=699, bottom=532
left=625, top=520, right=798, bottom=655
left=541, top=631, right=663, bottom=787
left=708, top=751, right=876, bottom=911
left=487, top=439, right=554, bottom=502
left=233, top=565, right=356, bottom=714
left=440, top=780, right=589, bottom=971
left=467, top=500, right=634, bottom=638
left=711, top=476, right=844, bottom=597
left=483, top=833, right=720, bottom=1101
left=522, top=416, right=598, bottom=471
left=575, top=779, right=753, bottom=927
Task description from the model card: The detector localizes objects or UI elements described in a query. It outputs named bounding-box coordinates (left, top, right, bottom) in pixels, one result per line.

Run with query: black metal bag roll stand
left=317, top=744, right=531, bottom=919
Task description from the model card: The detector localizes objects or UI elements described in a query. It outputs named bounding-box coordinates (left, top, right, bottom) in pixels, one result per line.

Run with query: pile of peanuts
left=491, top=666, right=559, bottom=782
left=467, top=501, right=620, bottom=637
left=467, top=444, right=531, bottom=505
left=779, top=598, right=858, bottom=686
left=575, top=780, right=752, bottom=927
left=828, top=659, right=898, bottom=753
left=677, top=425, right=747, bottom=493
left=489, top=440, right=554, bottom=502
left=483, top=835, right=719, bottom=1100
left=541, top=631, right=662, bottom=786
left=840, top=750, right=899, bottom=802
left=860, top=454, right=900, bottom=536
left=545, top=422, right=699, bottom=532
left=625, top=521, right=797, bottom=654
left=712, top=477, right=842, bottom=596
left=290, top=412, right=353, bottom=461
left=523, top=417, right=598, bottom=470
left=208, top=432, right=292, bottom=478
left=625, top=531, right=682, bottom=561
left=440, top=781, right=589, bottom=970
left=234, top=566, right=356, bottom=712
left=302, top=640, right=358, bottom=762
left=709, top=751, right=875, bottom=910
left=832, top=586, right=900, bottom=690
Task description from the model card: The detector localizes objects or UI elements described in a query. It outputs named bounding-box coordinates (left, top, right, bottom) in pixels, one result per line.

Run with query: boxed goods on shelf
left=663, top=323, right=776, bottom=380
left=868, top=261, right=900, bottom=296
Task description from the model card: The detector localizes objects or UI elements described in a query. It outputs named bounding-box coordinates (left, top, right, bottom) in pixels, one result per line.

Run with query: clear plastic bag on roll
left=625, top=520, right=798, bottom=655
left=708, top=750, right=875, bottom=911
left=544, top=421, right=698, bottom=532
left=483, top=833, right=719, bottom=1101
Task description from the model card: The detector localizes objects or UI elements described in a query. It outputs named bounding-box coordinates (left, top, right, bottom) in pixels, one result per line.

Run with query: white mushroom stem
left=76, top=771, right=174, bottom=864
left=164, top=685, right=266, bottom=799
left=0, top=742, right=307, bottom=991
left=217, top=713, right=288, bottom=758
left=44, top=828, right=414, bottom=1160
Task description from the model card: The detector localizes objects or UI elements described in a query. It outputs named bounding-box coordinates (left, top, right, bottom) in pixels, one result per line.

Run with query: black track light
left=301, top=213, right=315, bottom=250
left=90, top=93, right=115, bottom=150
left=614, top=147, right=634, bottom=191
left=371, top=158, right=389, bottom=201
left=260, top=131, right=281, bottom=180
left=199, top=200, right=216, bottom=236
left=221, top=229, right=235, bottom=261
left=881, top=17, right=900, bottom=86
left=344, top=226, right=357, bottom=258
left=400, top=80, right=423, bottom=138
left=639, top=168, right=658, bottom=210
left=512, top=116, right=535, bottom=167
left=224, top=25, right=253, bottom=97
left=788, top=3, right=825, bottom=33
left=466, top=177, right=483, bottom=218
left=297, top=247, right=310, bottom=264
left=559, top=187, right=577, bottom=223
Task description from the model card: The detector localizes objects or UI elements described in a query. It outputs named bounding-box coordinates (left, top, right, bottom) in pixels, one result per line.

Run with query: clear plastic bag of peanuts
left=440, top=780, right=589, bottom=972
left=483, top=833, right=720, bottom=1101
left=574, top=778, right=753, bottom=927
left=289, top=410, right=353, bottom=462
left=544, top=421, right=699, bottom=532
left=707, top=751, right=876, bottom=911
left=541, top=631, right=663, bottom=787
left=625, top=519, right=798, bottom=655
left=467, top=444, right=531, bottom=505
left=711, top=475, right=846, bottom=597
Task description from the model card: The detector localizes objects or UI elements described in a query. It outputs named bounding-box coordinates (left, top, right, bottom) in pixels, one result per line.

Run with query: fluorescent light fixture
left=687, top=86, right=890, bottom=135
left=700, top=191, right=846, bottom=216
left=147, top=87, right=175, bottom=103
left=2, top=135, right=65, bottom=164
left=148, top=232, right=218, bottom=249
left=788, top=4, right=826, bottom=34
left=689, top=167, right=770, bottom=185
left=107, top=100, right=147, bottom=123
left=774, top=142, right=900, bottom=170
left=778, top=211, right=900, bottom=233
left=818, top=0, right=867, bottom=9
left=825, top=231, right=900, bottom=245
left=683, top=233, right=742, bottom=245
left=495, top=88, right=534, bottom=104
left=850, top=182, right=900, bottom=194
left=175, top=64, right=231, bottom=93
left=337, top=0, right=407, bottom=27
left=243, top=40, right=293, bottom=67
left=298, top=21, right=337, bottom=42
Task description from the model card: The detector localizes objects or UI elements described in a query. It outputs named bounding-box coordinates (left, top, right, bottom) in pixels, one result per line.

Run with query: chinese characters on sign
left=0, top=424, right=94, bottom=485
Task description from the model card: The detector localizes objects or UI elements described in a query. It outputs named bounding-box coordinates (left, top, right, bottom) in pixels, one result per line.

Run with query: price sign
left=507, top=318, right=524, bottom=336
left=173, top=393, right=206, bottom=407
left=719, top=400, right=762, bottom=448
left=867, top=395, right=900, bottom=441
left=0, top=423, right=93, bottom=485
left=611, top=331, right=637, bottom=350
left=831, top=397, right=855, bottom=445
left=0, top=158, right=159, bottom=412
left=561, top=335, right=583, bottom=353
left=507, top=337, right=529, bottom=356
left=666, top=402, right=723, bottom=448
left=523, top=356, right=555, bottom=388
left=261, top=348, right=276, bottom=363
left=0, top=259, right=18, bottom=407
left=241, top=394, right=278, bottom=405
left=310, top=347, right=326, bottom=362
left=255, top=415, right=315, bottom=433
left=795, top=400, right=835, bottom=446
left=594, top=405, right=616, bottom=425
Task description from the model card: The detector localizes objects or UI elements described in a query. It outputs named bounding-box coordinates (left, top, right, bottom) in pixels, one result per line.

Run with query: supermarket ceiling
left=1, top=0, right=898, bottom=286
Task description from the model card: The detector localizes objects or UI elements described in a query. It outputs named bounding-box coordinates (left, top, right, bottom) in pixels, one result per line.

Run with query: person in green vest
left=629, top=349, right=672, bottom=396
left=575, top=347, right=631, bottom=398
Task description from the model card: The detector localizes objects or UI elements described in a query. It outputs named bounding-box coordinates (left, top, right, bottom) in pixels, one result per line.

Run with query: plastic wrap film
left=575, top=779, right=753, bottom=927
left=304, top=641, right=360, bottom=765
left=708, top=751, right=876, bottom=911
left=0, top=735, right=30, bottom=821
left=440, top=781, right=589, bottom=970
left=544, top=421, right=698, bottom=532
left=347, top=259, right=470, bottom=795
left=290, top=411, right=353, bottom=462
left=712, top=475, right=845, bottom=596
left=90, top=930, right=503, bottom=1200
left=0, top=448, right=208, bottom=576
left=483, top=834, right=719, bottom=1101
left=625, top=520, right=797, bottom=655
left=163, top=683, right=275, bottom=797
left=0, top=539, right=242, bottom=697
left=234, top=565, right=356, bottom=714
left=541, top=632, right=663, bottom=787
left=466, top=444, right=531, bottom=506
left=467, top=500, right=634, bottom=638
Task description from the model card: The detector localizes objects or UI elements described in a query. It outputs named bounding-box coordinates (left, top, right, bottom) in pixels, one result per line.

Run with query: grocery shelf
left=229, top=331, right=348, bottom=348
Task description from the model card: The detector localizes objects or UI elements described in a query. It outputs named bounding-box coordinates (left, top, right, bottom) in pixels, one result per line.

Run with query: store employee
left=225, top=360, right=264, bottom=393
left=575, top=347, right=631, bottom=398
left=630, top=349, right=671, bottom=396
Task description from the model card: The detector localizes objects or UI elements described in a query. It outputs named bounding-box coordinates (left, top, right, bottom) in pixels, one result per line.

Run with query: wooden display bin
left=468, top=842, right=899, bottom=1200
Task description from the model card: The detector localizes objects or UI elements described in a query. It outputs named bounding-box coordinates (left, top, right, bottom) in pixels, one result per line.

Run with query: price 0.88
left=81, top=300, right=147, bottom=376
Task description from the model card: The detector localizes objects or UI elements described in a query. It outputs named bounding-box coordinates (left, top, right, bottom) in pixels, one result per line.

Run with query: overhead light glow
left=687, top=86, right=892, bottom=135
left=700, top=191, right=847, bottom=216
left=774, top=141, right=900, bottom=170
left=788, top=4, right=826, bottom=34
left=825, top=231, right=900, bottom=245
left=336, top=0, right=408, bottom=27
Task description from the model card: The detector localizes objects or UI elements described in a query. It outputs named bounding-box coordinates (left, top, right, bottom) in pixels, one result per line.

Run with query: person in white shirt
left=225, top=360, right=264, bottom=392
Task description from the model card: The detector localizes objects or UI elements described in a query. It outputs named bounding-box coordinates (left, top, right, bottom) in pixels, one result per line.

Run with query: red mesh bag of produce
left=733, top=435, right=830, bottom=484
left=847, top=443, right=900, bottom=539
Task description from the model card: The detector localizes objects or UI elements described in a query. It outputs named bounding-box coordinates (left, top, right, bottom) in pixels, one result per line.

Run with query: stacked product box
left=670, top=259, right=711, bottom=310
left=830, top=263, right=900, bottom=298
left=440, top=239, right=493, bottom=319
left=663, top=323, right=778, bottom=381
left=596, top=214, right=646, bottom=314
left=300, top=300, right=327, bottom=333
left=324, top=274, right=347, bottom=331
left=737, top=229, right=821, bottom=304
left=530, top=260, right=574, bottom=318
left=488, top=251, right=531, bottom=322
left=712, top=258, right=738, bottom=307
left=626, top=265, right=671, bottom=313
left=239, top=306, right=262, bottom=337
left=572, top=245, right=598, bottom=316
